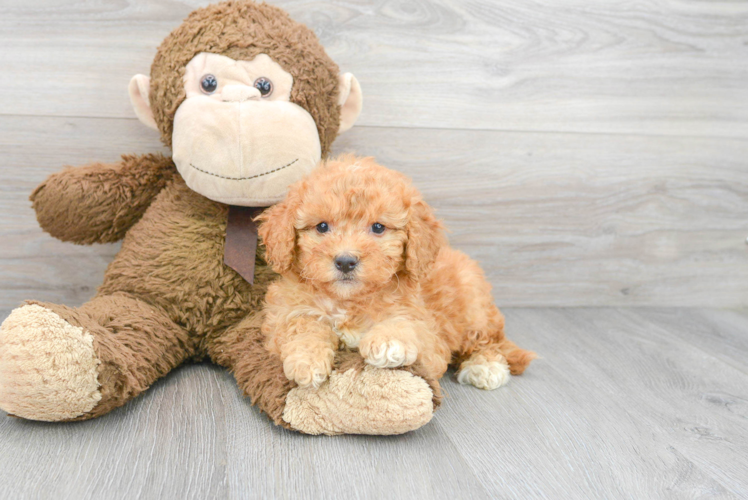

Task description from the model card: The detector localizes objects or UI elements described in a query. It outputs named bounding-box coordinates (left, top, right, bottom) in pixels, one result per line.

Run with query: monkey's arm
left=30, top=153, right=177, bottom=244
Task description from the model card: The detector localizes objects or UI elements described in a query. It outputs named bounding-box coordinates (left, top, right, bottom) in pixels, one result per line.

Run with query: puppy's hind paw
left=362, top=339, right=418, bottom=369
left=457, top=357, right=510, bottom=390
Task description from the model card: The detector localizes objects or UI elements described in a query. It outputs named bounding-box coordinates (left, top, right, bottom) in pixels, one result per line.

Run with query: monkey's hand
left=30, top=153, right=177, bottom=244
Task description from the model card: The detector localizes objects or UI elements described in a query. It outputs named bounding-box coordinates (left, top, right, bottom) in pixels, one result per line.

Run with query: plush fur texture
left=31, top=154, right=178, bottom=244
left=283, top=363, right=435, bottom=435
left=259, top=156, right=536, bottom=390
left=150, top=0, right=342, bottom=155
left=0, top=305, right=101, bottom=421
left=22, top=169, right=444, bottom=429
left=0, top=1, right=441, bottom=434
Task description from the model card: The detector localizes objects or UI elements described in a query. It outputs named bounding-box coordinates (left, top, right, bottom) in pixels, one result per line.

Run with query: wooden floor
left=1, top=0, right=746, bottom=309
left=1, top=0, right=747, bottom=498
left=0, top=307, right=746, bottom=499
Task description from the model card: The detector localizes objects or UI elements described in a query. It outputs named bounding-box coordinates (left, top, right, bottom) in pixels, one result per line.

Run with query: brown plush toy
left=0, top=1, right=441, bottom=435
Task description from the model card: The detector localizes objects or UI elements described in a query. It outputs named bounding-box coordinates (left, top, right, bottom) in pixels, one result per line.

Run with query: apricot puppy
left=258, top=155, right=535, bottom=390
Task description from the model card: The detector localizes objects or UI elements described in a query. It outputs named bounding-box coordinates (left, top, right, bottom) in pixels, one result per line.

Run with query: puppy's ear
left=257, top=193, right=300, bottom=275
left=405, top=198, right=445, bottom=280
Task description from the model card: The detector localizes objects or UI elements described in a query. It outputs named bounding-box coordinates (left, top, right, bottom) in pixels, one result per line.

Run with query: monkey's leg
left=208, top=313, right=442, bottom=436
left=0, top=293, right=192, bottom=421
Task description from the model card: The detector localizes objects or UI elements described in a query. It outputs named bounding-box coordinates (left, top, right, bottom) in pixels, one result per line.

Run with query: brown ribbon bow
left=223, top=205, right=268, bottom=284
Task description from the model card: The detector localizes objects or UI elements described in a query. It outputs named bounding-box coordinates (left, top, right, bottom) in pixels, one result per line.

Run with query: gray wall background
left=1, top=0, right=746, bottom=308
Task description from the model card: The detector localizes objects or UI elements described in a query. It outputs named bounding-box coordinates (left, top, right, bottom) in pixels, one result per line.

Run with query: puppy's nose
left=334, top=254, right=359, bottom=274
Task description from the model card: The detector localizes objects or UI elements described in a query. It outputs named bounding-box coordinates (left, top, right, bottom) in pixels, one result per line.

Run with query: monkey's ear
left=337, top=73, right=363, bottom=134
left=128, top=74, right=159, bottom=131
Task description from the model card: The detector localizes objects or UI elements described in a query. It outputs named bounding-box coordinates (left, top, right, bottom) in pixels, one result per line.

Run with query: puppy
left=257, top=155, right=536, bottom=390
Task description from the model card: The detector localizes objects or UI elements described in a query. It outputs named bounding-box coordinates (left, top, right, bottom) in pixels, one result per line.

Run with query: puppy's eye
left=371, top=222, right=385, bottom=234
left=316, top=222, right=329, bottom=234
left=200, top=74, right=218, bottom=94
left=253, top=77, right=273, bottom=97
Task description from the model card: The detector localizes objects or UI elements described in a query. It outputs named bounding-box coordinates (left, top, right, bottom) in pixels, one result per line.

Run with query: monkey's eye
left=200, top=74, right=218, bottom=94
left=371, top=223, right=386, bottom=234
left=316, top=222, right=329, bottom=234
left=253, top=77, right=273, bottom=97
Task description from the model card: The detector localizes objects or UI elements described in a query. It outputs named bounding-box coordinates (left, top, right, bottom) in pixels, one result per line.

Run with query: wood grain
left=1, top=307, right=746, bottom=499
left=0, top=355, right=229, bottom=500
left=1, top=116, right=746, bottom=308
left=0, top=0, right=746, bottom=137
left=432, top=307, right=748, bottom=498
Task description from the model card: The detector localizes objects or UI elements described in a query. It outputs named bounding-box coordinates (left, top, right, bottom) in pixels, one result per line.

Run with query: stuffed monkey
left=0, top=1, right=441, bottom=435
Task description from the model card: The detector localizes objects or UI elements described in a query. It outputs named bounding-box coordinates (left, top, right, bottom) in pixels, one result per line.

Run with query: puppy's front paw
left=360, top=338, right=418, bottom=369
left=283, top=352, right=333, bottom=389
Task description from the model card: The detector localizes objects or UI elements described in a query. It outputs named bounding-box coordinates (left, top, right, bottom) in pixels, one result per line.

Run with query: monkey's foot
left=0, top=305, right=101, bottom=421
left=282, top=365, right=434, bottom=435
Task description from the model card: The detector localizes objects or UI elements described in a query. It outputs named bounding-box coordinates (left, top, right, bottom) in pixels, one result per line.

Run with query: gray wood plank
left=0, top=353, right=229, bottom=500
left=221, top=391, right=492, bottom=500
left=629, top=308, right=748, bottom=376
left=433, top=307, right=748, bottom=499
left=1, top=116, right=746, bottom=308
left=1, top=307, right=747, bottom=499
left=0, top=0, right=746, bottom=137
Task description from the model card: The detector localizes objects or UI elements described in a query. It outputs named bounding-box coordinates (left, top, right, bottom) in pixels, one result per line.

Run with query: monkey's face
left=169, top=53, right=321, bottom=206
left=129, top=51, right=361, bottom=207
left=128, top=2, right=362, bottom=207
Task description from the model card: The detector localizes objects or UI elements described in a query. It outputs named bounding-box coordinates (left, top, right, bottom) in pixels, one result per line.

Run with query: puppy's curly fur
left=258, top=155, right=536, bottom=390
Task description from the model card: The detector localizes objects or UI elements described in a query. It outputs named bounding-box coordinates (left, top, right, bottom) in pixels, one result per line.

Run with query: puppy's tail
left=496, top=339, right=537, bottom=376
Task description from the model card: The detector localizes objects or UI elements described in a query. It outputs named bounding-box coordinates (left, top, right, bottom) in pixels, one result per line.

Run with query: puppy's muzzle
left=334, top=254, right=359, bottom=274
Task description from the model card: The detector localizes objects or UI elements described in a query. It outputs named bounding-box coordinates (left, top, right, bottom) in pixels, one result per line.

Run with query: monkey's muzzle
left=172, top=97, right=322, bottom=207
